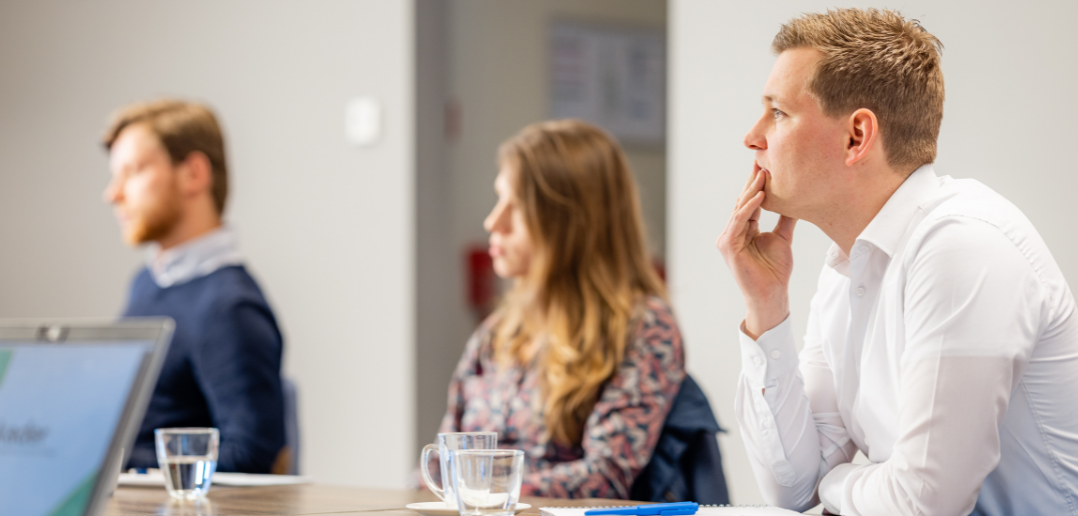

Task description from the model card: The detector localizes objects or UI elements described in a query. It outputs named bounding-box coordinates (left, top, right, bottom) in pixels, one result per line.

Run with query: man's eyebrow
left=763, top=94, right=781, bottom=105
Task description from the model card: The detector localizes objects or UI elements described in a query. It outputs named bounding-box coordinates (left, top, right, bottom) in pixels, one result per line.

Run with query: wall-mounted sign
left=549, top=21, right=666, bottom=146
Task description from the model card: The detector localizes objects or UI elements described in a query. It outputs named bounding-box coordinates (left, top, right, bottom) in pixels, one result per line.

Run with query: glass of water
left=421, top=432, right=498, bottom=507
left=450, top=449, right=524, bottom=516
left=155, top=428, right=219, bottom=499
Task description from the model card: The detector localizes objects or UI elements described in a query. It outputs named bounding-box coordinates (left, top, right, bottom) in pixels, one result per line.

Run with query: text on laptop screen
left=0, top=342, right=150, bottom=516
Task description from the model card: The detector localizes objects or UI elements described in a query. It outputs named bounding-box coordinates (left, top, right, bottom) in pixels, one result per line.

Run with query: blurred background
left=0, top=0, right=1075, bottom=505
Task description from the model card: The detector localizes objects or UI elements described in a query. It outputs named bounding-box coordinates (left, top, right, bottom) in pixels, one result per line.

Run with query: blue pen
left=584, top=502, right=699, bottom=516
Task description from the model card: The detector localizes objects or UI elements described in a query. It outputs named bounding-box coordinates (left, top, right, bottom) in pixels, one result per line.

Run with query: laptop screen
left=0, top=341, right=153, bottom=516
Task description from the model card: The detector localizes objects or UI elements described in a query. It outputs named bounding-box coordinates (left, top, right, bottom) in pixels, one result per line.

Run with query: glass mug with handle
left=421, top=432, right=498, bottom=507
left=450, top=449, right=525, bottom=516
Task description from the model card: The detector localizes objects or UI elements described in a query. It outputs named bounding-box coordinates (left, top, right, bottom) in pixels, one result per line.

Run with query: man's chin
left=760, top=196, right=798, bottom=219
left=760, top=196, right=779, bottom=213
left=121, top=230, right=149, bottom=247
left=121, top=222, right=163, bottom=247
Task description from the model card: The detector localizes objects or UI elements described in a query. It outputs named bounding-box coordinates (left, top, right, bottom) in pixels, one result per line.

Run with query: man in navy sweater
left=102, top=99, right=286, bottom=474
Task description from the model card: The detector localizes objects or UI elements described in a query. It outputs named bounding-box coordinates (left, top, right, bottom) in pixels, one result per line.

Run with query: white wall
left=444, top=0, right=669, bottom=264
left=0, top=0, right=416, bottom=487
left=415, top=0, right=457, bottom=458
left=415, top=0, right=669, bottom=451
left=670, top=0, right=1078, bottom=504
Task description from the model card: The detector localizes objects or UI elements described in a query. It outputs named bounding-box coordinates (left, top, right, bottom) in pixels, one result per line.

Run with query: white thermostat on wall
left=345, top=96, right=382, bottom=147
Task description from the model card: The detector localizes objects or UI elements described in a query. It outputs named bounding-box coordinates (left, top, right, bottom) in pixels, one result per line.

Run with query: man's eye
left=772, top=109, right=785, bottom=120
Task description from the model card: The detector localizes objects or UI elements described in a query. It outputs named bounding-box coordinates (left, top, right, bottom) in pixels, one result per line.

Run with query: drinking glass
left=420, top=432, right=498, bottom=507
left=449, top=449, right=524, bottom=516
left=155, top=428, right=219, bottom=499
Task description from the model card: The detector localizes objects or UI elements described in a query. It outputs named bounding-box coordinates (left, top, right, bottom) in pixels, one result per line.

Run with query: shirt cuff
left=819, top=462, right=860, bottom=515
left=738, top=316, right=799, bottom=387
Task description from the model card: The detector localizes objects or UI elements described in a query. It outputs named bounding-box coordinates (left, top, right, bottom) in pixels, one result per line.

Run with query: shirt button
left=752, top=356, right=764, bottom=366
left=761, top=419, right=771, bottom=429
left=770, top=350, right=781, bottom=359
left=856, top=286, right=865, bottom=297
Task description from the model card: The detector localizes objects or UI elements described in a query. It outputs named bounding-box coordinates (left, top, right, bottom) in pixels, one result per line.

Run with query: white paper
left=118, top=471, right=311, bottom=488
left=540, top=506, right=802, bottom=516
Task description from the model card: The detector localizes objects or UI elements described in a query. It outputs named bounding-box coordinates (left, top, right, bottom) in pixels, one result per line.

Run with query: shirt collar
left=147, top=226, right=244, bottom=288
left=825, top=164, right=940, bottom=273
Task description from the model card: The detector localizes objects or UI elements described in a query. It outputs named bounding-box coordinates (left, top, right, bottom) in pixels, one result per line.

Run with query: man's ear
left=845, top=108, right=879, bottom=167
left=177, top=151, right=213, bottom=197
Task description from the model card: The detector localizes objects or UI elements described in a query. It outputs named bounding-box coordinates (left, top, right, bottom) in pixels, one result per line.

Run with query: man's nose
left=744, top=118, right=767, bottom=150
left=103, top=177, right=122, bottom=204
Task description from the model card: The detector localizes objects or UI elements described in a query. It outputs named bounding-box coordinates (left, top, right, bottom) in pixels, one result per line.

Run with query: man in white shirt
left=717, top=8, right=1078, bottom=516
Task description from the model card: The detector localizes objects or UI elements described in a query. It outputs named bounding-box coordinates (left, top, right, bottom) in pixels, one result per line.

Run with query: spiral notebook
left=539, top=506, right=802, bottom=516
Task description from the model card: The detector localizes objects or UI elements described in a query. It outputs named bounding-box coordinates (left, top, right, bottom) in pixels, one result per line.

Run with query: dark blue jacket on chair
left=630, top=375, right=730, bottom=504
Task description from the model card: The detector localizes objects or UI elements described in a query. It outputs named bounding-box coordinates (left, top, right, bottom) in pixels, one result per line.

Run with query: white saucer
left=406, top=502, right=531, bottom=516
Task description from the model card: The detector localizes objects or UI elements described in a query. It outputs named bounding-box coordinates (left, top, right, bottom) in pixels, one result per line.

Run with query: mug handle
left=420, top=444, right=445, bottom=502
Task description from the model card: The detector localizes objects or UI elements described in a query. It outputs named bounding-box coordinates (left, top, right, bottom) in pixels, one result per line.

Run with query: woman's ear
left=845, top=108, right=879, bottom=167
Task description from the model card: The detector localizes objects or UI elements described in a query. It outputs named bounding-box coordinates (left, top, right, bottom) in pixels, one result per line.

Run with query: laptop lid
left=0, top=318, right=172, bottom=516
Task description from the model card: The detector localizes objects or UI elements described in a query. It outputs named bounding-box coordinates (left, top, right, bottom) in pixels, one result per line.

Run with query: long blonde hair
left=493, top=120, right=665, bottom=446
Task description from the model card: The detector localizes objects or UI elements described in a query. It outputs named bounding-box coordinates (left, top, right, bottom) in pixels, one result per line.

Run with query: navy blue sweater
left=123, top=265, right=285, bottom=473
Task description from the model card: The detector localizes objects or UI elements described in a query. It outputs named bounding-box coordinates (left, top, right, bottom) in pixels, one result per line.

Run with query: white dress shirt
left=147, top=226, right=244, bottom=288
left=735, top=165, right=1078, bottom=516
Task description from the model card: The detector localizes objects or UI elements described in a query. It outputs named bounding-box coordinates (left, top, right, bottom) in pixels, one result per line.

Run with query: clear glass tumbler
left=154, top=427, right=219, bottom=499
left=450, top=449, right=524, bottom=516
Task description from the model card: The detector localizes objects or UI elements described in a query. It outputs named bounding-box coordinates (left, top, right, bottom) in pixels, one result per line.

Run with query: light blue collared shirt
left=147, top=226, right=244, bottom=288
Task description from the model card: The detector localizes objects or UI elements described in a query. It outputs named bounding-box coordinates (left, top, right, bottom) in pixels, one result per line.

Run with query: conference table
left=104, top=484, right=636, bottom=516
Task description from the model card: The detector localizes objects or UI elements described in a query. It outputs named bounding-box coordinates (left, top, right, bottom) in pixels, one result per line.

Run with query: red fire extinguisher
left=466, top=245, right=498, bottom=321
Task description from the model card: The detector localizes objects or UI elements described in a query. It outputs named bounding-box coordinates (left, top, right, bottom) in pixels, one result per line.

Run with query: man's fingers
left=731, top=191, right=765, bottom=234
left=742, top=166, right=759, bottom=191
left=774, top=215, right=798, bottom=242
left=736, top=169, right=766, bottom=211
left=735, top=170, right=756, bottom=210
left=719, top=189, right=764, bottom=248
left=721, top=166, right=767, bottom=254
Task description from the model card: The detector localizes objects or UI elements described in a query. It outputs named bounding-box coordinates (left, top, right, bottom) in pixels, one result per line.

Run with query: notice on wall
left=549, top=21, right=666, bottom=146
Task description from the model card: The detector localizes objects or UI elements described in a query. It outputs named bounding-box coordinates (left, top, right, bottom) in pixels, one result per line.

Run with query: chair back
left=282, top=377, right=300, bottom=475
left=629, top=375, right=730, bottom=504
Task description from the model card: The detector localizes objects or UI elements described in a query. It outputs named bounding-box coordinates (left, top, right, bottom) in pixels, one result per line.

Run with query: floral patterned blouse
left=436, top=296, right=685, bottom=499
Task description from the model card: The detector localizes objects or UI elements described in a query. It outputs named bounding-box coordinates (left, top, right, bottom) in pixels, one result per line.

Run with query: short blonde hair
left=103, top=99, right=229, bottom=214
left=773, top=8, right=944, bottom=171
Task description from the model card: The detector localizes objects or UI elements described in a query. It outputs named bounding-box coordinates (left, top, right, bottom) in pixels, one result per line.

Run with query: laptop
left=0, top=319, right=173, bottom=516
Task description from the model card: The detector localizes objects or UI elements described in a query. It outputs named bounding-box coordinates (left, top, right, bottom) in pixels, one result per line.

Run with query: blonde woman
left=436, top=120, right=685, bottom=498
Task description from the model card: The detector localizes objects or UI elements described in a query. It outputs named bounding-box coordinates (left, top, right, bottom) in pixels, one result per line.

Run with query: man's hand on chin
left=717, top=166, right=797, bottom=339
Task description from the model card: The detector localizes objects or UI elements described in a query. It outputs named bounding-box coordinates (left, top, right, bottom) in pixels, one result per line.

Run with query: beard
left=123, top=183, right=183, bottom=246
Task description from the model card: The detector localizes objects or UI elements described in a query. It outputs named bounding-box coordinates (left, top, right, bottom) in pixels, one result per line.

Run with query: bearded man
left=103, top=100, right=285, bottom=474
